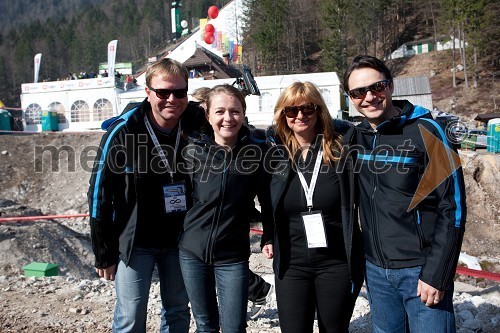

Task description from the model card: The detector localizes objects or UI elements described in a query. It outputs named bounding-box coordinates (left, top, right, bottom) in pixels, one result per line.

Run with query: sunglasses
left=347, top=79, right=391, bottom=99
left=148, top=86, right=188, bottom=99
left=282, top=103, right=318, bottom=118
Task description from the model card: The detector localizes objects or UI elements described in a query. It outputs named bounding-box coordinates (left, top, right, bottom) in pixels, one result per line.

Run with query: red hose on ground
left=455, top=266, right=500, bottom=282
left=0, top=213, right=89, bottom=222
left=1, top=214, right=499, bottom=282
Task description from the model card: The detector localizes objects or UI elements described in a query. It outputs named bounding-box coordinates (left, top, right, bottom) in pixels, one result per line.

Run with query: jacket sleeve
left=418, top=120, right=467, bottom=290
left=87, top=127, right=126, bottom=268
left=259, top=144, right=275, bottom=248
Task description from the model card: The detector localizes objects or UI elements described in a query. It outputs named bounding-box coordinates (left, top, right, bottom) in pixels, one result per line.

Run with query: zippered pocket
left=415, top=209, right=429, bottom=251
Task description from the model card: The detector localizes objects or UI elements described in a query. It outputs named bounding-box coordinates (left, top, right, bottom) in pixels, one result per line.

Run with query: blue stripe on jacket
left=91, top=108, right=137, bottom=218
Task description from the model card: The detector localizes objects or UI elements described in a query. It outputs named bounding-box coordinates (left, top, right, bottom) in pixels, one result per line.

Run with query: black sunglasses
left=148, top=86, right=188, bottom=99
left=347, top=79, right=391, bottom=99
left=282, top=103, right=318, bottom=118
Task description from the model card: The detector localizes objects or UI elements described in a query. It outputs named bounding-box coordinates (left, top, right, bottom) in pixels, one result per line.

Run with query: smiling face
left=207, top=92, right=245, bottom=147
left=284, top=98, right=318, bottom=144
left=348, top=68, right=395, bottom=128
left=146, top=74, right=188, bottom=129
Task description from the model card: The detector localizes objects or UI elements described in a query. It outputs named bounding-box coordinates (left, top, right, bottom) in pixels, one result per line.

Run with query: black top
left=281, top=149, right=347, bottom=268
left=134, top=122, right=190, bottom=249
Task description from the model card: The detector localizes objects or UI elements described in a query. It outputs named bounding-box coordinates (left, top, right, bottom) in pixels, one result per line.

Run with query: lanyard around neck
left=296, top=146, right=323, bottom=212
left=144, top=114, right=181, bottom=180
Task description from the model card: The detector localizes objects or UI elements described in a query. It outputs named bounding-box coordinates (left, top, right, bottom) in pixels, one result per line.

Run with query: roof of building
left=474, top=113, right=500, bottom=122
left=393, top=76, right=431, bottom=96
left=183, top=46, right=241, bottom=79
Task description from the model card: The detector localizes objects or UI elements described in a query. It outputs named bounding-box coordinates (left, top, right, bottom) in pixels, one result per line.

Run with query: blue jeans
left=365, top=260, right=456, bottom=333
left=179, top=250, right=249, bottom=333
left=113, top=247, right=190, bottom=333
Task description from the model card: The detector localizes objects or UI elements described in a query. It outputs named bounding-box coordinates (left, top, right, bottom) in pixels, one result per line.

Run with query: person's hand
left=262, top=244, right=274, bottom=259
left=417, top=279, right=444, bottom=307
left=95, top=264, right=117, bottom=281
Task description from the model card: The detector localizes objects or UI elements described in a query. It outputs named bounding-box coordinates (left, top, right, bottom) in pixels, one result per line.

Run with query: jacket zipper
left=206, top=158, right=228, bottom=265
left=370, top=131, right=386, bottom=267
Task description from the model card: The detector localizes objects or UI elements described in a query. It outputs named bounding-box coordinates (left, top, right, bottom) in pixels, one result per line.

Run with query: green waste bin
left=487, top=118, right=500, bottom=153
left=0, top=109, right=12, bottom=131
left=41, top=111, right=58, bottom=131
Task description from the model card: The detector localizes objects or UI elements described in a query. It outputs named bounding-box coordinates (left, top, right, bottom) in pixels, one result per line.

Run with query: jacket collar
left=357, top=100, right=431, bottom=133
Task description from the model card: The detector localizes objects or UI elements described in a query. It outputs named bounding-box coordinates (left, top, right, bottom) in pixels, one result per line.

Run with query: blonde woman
left=261, top=81, right=364, bottom=333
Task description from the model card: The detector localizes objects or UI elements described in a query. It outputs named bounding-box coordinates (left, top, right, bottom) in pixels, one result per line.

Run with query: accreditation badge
left=163, top=181, right=187, bottom=213
left=301, top=210, right=328, bottom=248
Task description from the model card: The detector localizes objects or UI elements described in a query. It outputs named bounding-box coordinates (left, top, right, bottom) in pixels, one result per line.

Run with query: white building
left=21, top=71, right=343, bottom=131
left=388, top=36, right=468, bottom=60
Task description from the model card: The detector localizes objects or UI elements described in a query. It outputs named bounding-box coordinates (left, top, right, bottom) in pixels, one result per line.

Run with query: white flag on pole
left=34, top=53, right=42, bottom=83
left=107, top=40, right=118, bottom=77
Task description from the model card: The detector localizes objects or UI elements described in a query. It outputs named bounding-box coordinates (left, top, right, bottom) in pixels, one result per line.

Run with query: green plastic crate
left=22, top=262, right=59, bottom=277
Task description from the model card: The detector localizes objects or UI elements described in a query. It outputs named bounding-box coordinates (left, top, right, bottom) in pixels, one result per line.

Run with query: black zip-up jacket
left=344, top=100, right=467, bottom=291
left=88, top=99, right=206, bottom=268
left=260, top=120, right=364, bottom=287
left=178, top=126, right=268, bottom=265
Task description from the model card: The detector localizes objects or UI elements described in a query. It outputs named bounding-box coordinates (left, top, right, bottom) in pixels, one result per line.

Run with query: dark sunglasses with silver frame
left=282, top=103, right=318, bottom=118
left=148, top=86, right=188, bottom=99
left=347, top=79, right=391, bottom=99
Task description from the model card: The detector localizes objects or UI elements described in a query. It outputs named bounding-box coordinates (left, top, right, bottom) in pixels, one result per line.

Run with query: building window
left=259, top=92, right=274, bottom=113
left=25, top=103, right=42, bottom=125
left=48, top=102, right=66, bottom=123
left=71, top=100, right=91, bottom=122
left=93, top=98, right=114, bottom=121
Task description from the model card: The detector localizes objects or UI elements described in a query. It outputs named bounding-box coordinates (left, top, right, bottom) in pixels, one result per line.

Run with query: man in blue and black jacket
left=343, top=55, right=466, bottom=333
left=88, top=58, right=207, bottom=333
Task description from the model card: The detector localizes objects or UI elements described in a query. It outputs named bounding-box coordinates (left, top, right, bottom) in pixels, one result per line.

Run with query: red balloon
left=204, top=34, right=215, bottom=44
left=205, top=23, right=215, bottom=35
left=208, top=6, right=219, bottom=19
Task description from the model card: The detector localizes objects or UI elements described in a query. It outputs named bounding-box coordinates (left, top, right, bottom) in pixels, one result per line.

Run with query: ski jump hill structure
left=20, top=0, right=344, bottom=132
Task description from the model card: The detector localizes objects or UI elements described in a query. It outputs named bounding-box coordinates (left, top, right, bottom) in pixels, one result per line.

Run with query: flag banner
left=34, top=53, right=42, bottom=83
left=107, top=40, right=118, bottom=77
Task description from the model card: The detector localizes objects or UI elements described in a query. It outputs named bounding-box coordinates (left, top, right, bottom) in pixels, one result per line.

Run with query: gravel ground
left=1, top=132, right=499, bottom=332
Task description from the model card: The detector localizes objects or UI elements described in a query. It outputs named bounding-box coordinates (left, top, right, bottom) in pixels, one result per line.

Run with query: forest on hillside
left=0, top=0, right=498, bottom=107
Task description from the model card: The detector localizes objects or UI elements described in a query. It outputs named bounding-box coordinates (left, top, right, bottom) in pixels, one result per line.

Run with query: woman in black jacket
left=178, top=84, right=266, bottom=333
left=261, top=81, right=364, bottom=333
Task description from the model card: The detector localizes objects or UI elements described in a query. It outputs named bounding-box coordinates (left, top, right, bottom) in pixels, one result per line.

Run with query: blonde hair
left=273, top=81, right=342, bottom=164
left=145, top=58, right=189, bottom=87
left=191, top=87, right=211, bottom=103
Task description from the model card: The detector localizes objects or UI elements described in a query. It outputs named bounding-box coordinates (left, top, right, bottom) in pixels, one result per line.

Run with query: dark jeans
left=248, top=270, right=271, bottom=302
left=275, top=263, right=359, bottom=333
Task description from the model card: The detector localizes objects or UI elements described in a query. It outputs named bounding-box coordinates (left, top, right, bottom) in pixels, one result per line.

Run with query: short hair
left=342, top=55, right=393, bottom=92
left=273, top=81, right=341, bottom=164
left=206, top=84, right=246, bottom=114
left=191, top=87, right=211, bottom=103
left=145, top=58, right=189, bottom=88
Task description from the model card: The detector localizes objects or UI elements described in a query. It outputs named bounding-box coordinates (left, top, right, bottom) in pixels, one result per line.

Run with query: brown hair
left=273, top=81, right=342, bottom=164
left=145, top=58, right=189, bottom=88
left=206, top=84, right=246, bottom=114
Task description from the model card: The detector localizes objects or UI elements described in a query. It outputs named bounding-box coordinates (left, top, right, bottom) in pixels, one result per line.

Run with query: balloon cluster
left=203, top=6, right=219, bottom=44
